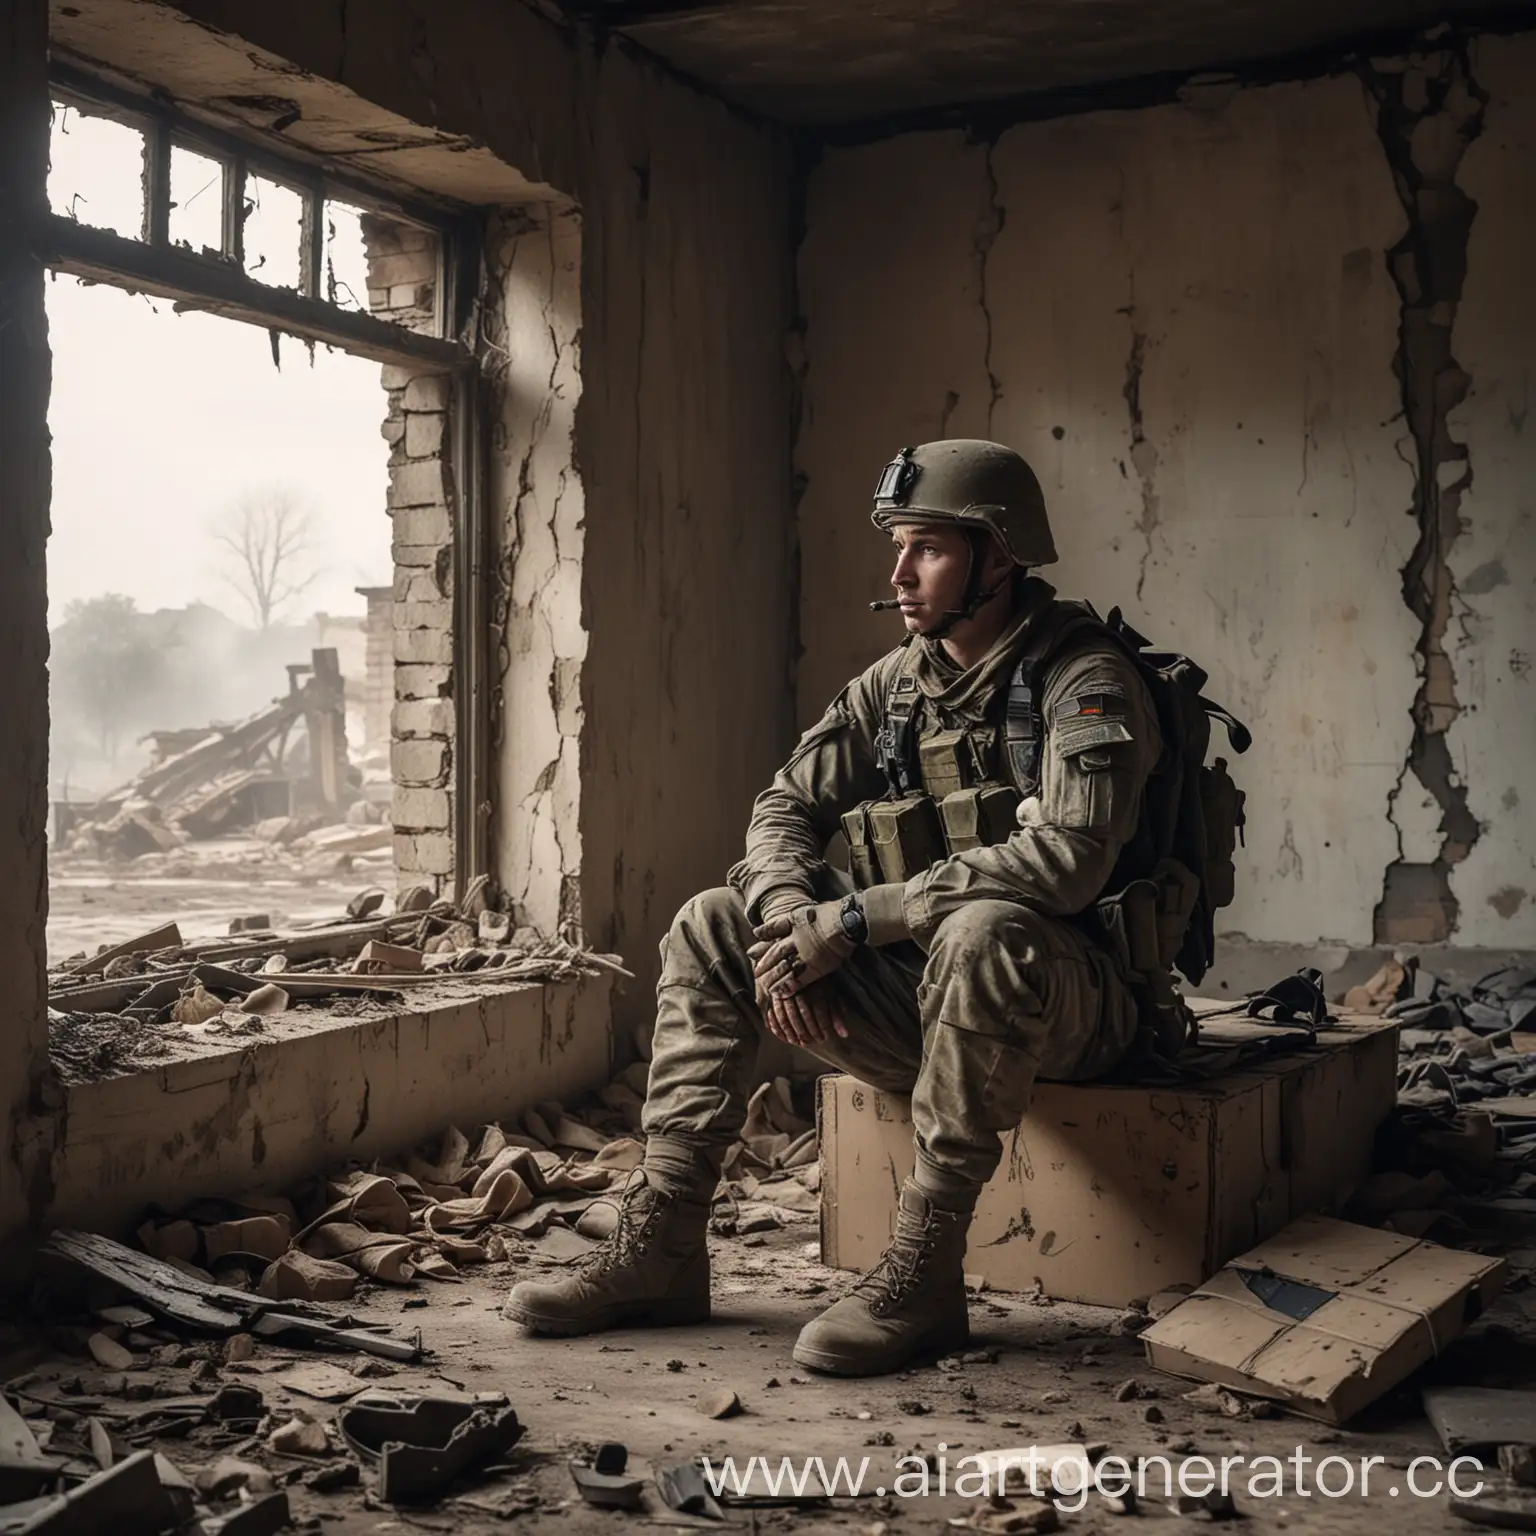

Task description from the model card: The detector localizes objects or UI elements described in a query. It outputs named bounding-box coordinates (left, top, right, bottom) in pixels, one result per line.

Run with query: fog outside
left=47, top=104, right=397, bottom=960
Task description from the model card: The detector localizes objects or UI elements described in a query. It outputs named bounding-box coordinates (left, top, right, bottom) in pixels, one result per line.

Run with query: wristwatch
left=838, top=892, right=869, bottom=946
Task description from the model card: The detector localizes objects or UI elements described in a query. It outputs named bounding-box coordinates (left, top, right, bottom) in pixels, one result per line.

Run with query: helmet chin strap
left=918, top=530, right=1012, bottom=641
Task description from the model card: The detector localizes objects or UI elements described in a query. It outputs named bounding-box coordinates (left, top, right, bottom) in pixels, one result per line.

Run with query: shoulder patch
left=1053, top=688, right=1128, bottom=722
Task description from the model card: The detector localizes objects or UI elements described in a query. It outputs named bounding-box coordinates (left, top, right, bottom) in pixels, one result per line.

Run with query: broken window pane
left=243, top=173, right=304, bottom=290
left=168, top=144, right=226, bottom=257
left=321, top=200, right=371, bottom=312
left=360, top=212, right=443, bottom=335
left=48, top=100, right=145, bottom=240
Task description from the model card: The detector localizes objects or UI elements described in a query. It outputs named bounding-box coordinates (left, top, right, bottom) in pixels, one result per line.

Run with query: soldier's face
left=889, top=523, right=972, bottom=633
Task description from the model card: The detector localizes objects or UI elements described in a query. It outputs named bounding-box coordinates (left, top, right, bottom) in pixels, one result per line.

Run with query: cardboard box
left=818, top=1014, right=1398, bottom=1308
left=1139, top=1215, right=1507, bottom=1423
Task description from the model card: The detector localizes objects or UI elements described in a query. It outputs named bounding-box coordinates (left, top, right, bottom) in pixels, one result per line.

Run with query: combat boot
left=503, top=1170, right=711, bottom=1336
left=792, top=1181, right=970, bottom=1376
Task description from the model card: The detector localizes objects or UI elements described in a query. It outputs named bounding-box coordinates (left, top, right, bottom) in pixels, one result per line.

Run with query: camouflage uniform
left=643, top=574, right=1161, bottom=1197
left=506, top=440, right=1167, bottom=1370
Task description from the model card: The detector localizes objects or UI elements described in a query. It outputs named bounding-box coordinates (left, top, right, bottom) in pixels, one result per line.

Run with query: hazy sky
left=46, top=105, right=393, bottom=625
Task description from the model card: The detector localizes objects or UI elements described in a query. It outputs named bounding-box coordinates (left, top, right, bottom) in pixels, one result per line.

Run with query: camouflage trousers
left=641, top=884, right=1139, bottom=1194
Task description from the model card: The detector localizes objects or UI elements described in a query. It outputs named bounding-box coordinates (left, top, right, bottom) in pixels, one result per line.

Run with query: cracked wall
left=798, top=74, right=1432, bottom=947
left=1366, top=43, right=1489, bottom=944
left=1441, top=34, right=1536, bottom=945
left=116, top=0, right=799, bottom=1040
left=487, top=204, right=586, bottom=941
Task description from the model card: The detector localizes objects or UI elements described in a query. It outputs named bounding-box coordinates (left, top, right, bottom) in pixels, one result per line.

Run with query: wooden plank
left=41, top=1231, right=249, bottom=1332
left=58, top=923, right=183, bottom=981
left=0, top=1448, right=177, bottom=1535
left=49, top=967, right=191, bottom=1014
left=186, top=916, right=416, bottom=966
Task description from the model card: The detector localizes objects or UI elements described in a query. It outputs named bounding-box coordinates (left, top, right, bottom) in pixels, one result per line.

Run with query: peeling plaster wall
left=129, top=0, right=798, bottom=1036
left=1444, top=34, right=1536, bottom=945
left=799, top=76, right=1437, bottom=947
left=0, top=0, right=55, bottom=1242
left=487, top=205, right=586, bottom=939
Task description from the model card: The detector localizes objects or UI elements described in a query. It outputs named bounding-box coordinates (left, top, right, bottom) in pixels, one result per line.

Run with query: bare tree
left=212, top=490, right=319, bottom=630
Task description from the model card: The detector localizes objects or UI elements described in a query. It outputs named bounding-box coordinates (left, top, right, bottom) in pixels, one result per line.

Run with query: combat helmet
left=871, top=439, right=1057, bottom=566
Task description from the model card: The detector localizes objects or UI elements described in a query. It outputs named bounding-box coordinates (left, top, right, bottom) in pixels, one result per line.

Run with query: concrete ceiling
left=564, top=0, right=1531, bottom=125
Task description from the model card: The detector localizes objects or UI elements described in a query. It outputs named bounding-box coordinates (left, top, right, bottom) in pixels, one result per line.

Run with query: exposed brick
left=393, top=568, right=447, bottom=603
left=395, top=626, right=453, bottom=666
left=393, top=698, right=455, bottom=737
left=387, top=460, right=448, bottom=509
left=391, top=506, right=451, bottom=549
left=390, top=281, right=434, bottom=310
left=396, top=663, right=451, bottom=699
left=369, top=251, right=439, bottom=288
left=394, top=599, right=452, bottom=632
left=404, top=374, right=451, bottom=411
left=394, top=787, right=451, bottom=830
left=393, top=543, right=445, bottom=569
left=394, top=831, right=454, bottom=876
left=405, top=412, right=444, bottom=458
left=392, top=738, right=448, bottom=785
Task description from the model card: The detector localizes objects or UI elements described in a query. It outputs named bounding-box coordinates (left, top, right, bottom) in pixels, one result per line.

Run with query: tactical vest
left=842, top=600, right=1250, bottom=991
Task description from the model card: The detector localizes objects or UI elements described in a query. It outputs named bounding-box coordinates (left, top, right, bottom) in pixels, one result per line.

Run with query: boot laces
left=585, top=1174, right=665, bottom=1277
left=852, top=1204, right=940, bottom=1316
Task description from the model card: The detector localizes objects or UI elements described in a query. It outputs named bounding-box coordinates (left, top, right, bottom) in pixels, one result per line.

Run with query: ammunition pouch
left=844, top=779, right=1022, bottom=888
left=867, top=794, right=947, bottom=884
left=840, top=803, right=880, bottom=889
left=938, top=784, right=1020, bottom=853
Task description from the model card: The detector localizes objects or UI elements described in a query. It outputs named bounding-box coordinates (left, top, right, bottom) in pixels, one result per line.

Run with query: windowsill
left=33, top=971, right=614, bottom=1246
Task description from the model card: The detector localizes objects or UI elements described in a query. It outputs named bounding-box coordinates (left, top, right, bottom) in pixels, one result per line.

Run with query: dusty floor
left=12, top=1209, right=1530, bottom=1536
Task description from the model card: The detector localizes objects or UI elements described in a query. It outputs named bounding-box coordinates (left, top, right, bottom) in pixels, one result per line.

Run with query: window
left=43, top=69, right=487, bottom=956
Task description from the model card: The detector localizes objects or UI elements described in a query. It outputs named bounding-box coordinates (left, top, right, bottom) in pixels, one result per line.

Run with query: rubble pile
left=46, top=877, right=630, bottom=1084
left=120, top=1071, right=819, bottom=1298
left=53, top=647, right=389, bottom=881
left=1339, top=959, right=1536, bottom=1244
left=0, top=1073, right=823, bottom=1529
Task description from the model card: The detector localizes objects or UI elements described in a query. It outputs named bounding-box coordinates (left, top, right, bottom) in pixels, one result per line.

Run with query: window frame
left=40, top=63, right=490, bottom=896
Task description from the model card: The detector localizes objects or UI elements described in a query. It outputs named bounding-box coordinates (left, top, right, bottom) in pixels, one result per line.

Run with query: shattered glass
left=321, top=200, right=371, bottom=312
left=243, top=173, right=305, bottom=290
left=168, top=144, right=226, bottom=257
left=48, top=100, right=146, bottom=240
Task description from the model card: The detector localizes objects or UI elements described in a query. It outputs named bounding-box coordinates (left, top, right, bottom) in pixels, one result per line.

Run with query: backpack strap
left=1199, top=696, right=1252, bottom=753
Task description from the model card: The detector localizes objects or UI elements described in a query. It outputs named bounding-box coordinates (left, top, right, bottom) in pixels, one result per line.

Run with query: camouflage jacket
left=727, top=582, right=1163, bottom=950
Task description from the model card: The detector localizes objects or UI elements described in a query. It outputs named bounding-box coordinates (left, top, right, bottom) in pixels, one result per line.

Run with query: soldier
left=506, top=439, right=1164, bottom=1376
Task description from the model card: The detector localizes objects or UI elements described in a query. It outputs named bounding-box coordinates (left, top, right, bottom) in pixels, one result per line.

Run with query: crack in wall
left=1120, top=311, right=1161, bottom=602
left=483, top=209, right=585, bottom=940
left=974, top=136, right=1005, bottom=435
left=1362, top=43, right=1489, bottom=945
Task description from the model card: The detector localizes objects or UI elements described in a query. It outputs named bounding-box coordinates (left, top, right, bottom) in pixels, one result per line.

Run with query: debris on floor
left=569, top=1442, right=645, bottom=1510
left=11, top=959, right=1536, bottom=1533
left=1336, top=958, right=1536, bottom=1247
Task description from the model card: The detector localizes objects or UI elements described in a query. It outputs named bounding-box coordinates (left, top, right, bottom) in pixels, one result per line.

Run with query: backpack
left=1011, top=601, right=1251, bottom=987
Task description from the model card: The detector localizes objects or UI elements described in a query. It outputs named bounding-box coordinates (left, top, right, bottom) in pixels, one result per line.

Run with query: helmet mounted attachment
left=874, top=446, right=921, bottom=510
